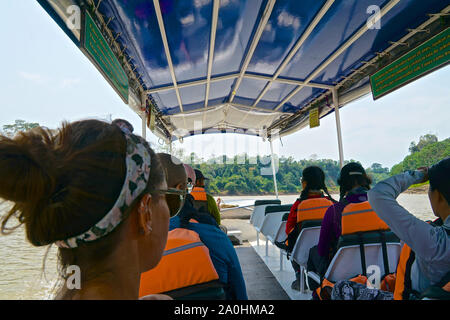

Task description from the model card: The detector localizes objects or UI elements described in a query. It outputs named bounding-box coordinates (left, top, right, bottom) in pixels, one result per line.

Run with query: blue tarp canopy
left=38, top=0, right=449, bottom=141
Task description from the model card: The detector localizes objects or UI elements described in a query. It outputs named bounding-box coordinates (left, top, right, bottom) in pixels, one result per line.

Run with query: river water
left=0, top=194, right=435, bottom=300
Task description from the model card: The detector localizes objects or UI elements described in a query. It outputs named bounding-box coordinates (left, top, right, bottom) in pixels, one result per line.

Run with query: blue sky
left=0, top=1, right=449, bottom=169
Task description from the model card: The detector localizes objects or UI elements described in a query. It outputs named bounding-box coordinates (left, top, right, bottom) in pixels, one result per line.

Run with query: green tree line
left=2, top=120, right=448, bottom=196
left=187, top=155, right=393, bottom=196
left=391, top=136, right=450, bottom=175
left=181, top=134, right=448, bottom=196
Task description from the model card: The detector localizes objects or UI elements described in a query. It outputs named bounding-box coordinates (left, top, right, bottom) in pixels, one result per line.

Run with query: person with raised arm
left=331, top=158, right=450, bottom=300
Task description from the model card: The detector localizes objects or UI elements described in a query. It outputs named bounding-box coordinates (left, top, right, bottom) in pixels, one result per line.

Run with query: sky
left=0, top=1, right=449, bottom=170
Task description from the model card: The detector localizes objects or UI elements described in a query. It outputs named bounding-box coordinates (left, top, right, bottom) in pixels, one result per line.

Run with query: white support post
left=142, top=114, right=147, bottom=140
left=300, top=266, right=306, bottom=293
left=333, top=89, right=344, bottom=168
left=269, top=139, right=279, bottom=199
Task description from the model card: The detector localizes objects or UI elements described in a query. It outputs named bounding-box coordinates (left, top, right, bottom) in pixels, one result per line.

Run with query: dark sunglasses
left=155, top=188, right=186, bottom=217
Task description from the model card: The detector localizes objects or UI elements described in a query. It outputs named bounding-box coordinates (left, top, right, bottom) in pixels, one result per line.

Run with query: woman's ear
left=138, top=193, right=153, bottom=235
left=175, top=181, right=186, bottom=191
left=436, top=190, right=450, bottom=212
left=302, top=181, right=307, bottom=189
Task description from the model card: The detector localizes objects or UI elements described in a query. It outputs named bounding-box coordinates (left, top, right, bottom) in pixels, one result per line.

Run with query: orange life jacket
left=393, top=243, right=414, bottom=300
left=315, top=201, right=391, bottom=299
left=191, top=187, right=207, bottom=201
left=341, top=201, right=389, bottom=235
left=139, top=228, right=219, bottom=298
left=296, top=197, right=333, bottom=224
left=393, top=219, right=450, bottom=300
left=190, top=187, right=208, bottom=213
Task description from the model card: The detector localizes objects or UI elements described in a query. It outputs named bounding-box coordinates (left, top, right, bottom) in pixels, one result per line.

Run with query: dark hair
left=429, top=157, right=450, bottom=205
left=299, top=166, right=336, bottom=202
left=0, top=119, right=165, bottom=292
left=337, top=162, right=372, bottom=201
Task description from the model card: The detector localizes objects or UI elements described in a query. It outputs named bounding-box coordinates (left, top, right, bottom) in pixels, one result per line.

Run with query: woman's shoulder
left=324, top=200, right=346, bottom=216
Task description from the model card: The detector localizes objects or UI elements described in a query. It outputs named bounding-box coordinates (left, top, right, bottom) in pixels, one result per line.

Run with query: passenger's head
left=0, top=120, right=169, bottom=285
left=183, top=163, right=196, bottom=190
left=428, top=158, right=450, bottom=221
left=337, top=162, right=372, bottom=201
left=194, top=169, right=207, bottom=187
left=157, top=153, right=187, bottom=217
left=157, top=153, right=187, bottom=190
left=300, top=166, right=334, bottom=202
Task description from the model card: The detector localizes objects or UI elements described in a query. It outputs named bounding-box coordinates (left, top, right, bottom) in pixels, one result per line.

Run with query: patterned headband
left=55, top=128, right=151, bottom=249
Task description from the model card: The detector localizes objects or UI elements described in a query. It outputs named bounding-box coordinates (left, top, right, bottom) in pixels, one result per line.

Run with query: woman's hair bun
left=0, top=127, right=55, bottom=204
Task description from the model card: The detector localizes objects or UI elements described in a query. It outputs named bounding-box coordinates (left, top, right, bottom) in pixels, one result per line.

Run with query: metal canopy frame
left=228, top=0, right=277, bottom=104
left=145, top=73, right=333, bottom=95
left=271, top=4, right=450, bottom=140
left=153, top=0, right=183, bottom=113
left=251, top=0, right=336, bottom=109
left=38, top=0, right=449, bottom=151
left=204, top=0, right=220, bottom=109
left=273, top=0, right=400, bottom=111
left=80, top=0, right=174, bottom=141
left=36, top=0, right=450, bottom=201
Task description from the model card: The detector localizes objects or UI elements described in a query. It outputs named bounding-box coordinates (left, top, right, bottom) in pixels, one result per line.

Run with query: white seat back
left=291, top=226, right=321, bottom=267
left=254, top=206, right=283, bottom=232
left=274, top=221, right=287, bottom=243
left=260, top=212, right=289, bottom=243
left=250, top=204, right=271, bottom=226
left=324, top=243, right=402, bottom=282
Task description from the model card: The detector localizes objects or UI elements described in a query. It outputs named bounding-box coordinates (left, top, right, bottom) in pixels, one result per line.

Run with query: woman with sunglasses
left=156, top=153, right=248, bottom=300
left=0, top=119, right=173, bottom=300
left=157, top=153, right=218, bottom=227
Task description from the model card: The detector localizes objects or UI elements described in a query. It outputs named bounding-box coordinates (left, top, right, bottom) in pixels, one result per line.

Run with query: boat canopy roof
left=38, top=0, right=449, bottom=142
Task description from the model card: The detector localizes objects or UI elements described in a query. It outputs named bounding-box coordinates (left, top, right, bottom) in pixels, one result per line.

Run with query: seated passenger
left=183, top=163, right=196, bottom=192
left=158, top=154, right=217, bottom=227
left=280, top=166, right=335, bottom=290
left=156, top=154, right=248, bottom=300
left=331, top=158, right=450, bottom=300
left=191, top=169, right=221, bottom=225
left=308, top=162, right=373, bottom=284
left=0, top=120, right=170, bottom=300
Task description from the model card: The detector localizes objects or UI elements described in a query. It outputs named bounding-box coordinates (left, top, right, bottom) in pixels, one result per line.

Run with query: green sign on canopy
left=82, top=11, right=129, bottom=103
left=370, top=27, right=449, bottom=100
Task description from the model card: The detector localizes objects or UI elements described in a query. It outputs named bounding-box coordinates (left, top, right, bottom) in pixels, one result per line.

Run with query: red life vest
left=139, top=228, right=219, bottom=298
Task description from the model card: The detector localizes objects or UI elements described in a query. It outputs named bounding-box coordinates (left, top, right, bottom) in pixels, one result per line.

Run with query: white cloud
left=18, top=71, right=47, bottom=85
left=60, top=77, right=81, bottom=88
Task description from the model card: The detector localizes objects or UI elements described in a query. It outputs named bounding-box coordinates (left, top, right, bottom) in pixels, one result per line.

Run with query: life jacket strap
left=356, top=233, right=367, bottom=277
left=378, top=230, right=390, bottom=276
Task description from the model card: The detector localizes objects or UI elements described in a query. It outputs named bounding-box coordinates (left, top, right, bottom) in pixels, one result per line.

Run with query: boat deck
left=243, top=240, right=312, bottom=300
left=223, top=212, right=313, bottom=300
left=235, top=244, right=290, bottom=300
